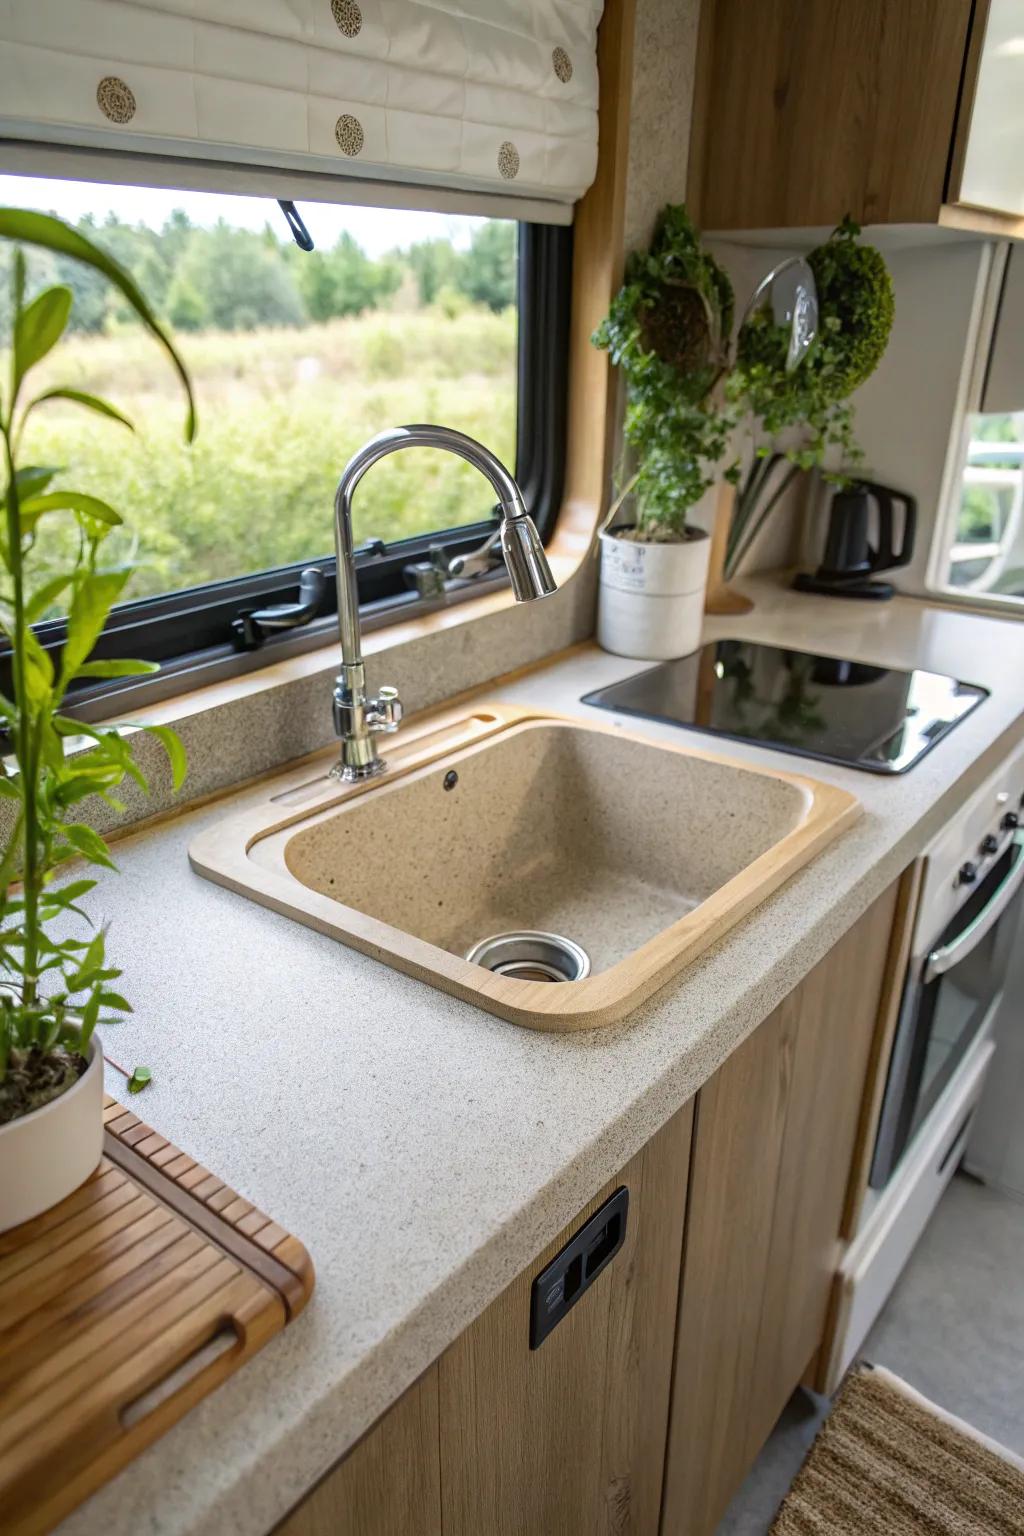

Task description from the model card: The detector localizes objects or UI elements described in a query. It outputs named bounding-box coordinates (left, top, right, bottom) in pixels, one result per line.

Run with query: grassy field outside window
left=0, top=196, right=518, bottom=617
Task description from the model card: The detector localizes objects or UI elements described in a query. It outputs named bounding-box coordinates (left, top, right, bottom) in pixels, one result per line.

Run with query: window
left=943, top=414, right=1024, bottom=599
left=933, top=246, right=1024, bottom=607
left=0, top=174, right=570, bottom=713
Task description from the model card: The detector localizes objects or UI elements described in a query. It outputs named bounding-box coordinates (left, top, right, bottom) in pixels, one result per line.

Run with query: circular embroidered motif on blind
left=552, top=47, right=573, bottom=83
left=331, top=0, right=362, bottom=38
left=96, top=76, right=136, bottom=124
left=497, top=141, right=520, bottom=180
left=335, top=114, right=365, bottom=155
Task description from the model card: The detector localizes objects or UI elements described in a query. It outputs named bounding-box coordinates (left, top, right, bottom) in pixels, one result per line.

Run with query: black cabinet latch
left=529, top=1186, right=629, bottom=1349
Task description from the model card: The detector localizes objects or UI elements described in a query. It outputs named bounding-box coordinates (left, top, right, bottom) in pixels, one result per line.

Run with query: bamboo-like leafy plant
left=0, top=210, right=195, bottom=1126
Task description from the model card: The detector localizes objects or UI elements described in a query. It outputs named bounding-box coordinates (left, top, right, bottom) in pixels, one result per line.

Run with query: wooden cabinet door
left=277, top=1099, right=693, bottom=1536
left=276, top=1368, right=441, bottom=1536
left=690, top=0, right=972, bottom=228
left=744, top=909, right=896, bottom=1459
left=661, top=877, right=901, bottom=1536
left=439, top=1100, right=694, bottom=1536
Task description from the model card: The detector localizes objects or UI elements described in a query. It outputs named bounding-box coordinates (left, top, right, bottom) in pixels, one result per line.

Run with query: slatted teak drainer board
left=0, top=1095, right=314, bottom=1535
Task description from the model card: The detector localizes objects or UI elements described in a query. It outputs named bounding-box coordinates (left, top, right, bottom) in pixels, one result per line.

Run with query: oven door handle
left=924, top=831, right=1024, bottom=983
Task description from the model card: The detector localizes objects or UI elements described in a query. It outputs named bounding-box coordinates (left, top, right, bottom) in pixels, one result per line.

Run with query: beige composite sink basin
left=190, top=707, right=859, bottom=1029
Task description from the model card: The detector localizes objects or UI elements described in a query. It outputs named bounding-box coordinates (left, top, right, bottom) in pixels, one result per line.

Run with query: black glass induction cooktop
left=581, top=640, right=988, bottom=774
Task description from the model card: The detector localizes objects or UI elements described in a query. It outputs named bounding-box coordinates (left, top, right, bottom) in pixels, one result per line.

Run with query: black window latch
left=278, top=200, right=314, bottom=252
left=231, top=567, right=327, bottom=651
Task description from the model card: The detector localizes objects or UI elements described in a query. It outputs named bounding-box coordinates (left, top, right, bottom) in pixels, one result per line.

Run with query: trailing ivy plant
left=593, top=205, right=739, bottom=542
left=0, top=210, right=195, bottom=1126
left=724, top=218, right=895, bottom=577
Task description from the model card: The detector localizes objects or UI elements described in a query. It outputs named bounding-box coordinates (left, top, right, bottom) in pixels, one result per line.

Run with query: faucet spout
left=330, top=425, right=557, bottom=781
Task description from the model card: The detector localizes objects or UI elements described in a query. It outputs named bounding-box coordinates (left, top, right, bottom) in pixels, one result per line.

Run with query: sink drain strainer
left=465, top=930, right=591, bottom=983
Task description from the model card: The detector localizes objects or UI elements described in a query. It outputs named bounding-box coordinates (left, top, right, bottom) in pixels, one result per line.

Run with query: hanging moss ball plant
left=808, top=217, right=895, bottom=395
left=723, top=219, right=895, bottom=579
left=732, top=218, right=894, bottom=465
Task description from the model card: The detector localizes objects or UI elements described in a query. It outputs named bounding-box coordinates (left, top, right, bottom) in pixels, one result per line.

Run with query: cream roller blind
left=0, top=0, right=603, bottom=223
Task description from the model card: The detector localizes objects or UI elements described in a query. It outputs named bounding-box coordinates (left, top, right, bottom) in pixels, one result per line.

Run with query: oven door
left=870, top=832, right=1024, bottom=1188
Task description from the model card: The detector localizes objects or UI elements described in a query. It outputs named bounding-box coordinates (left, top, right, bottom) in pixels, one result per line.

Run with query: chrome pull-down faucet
left=331, top=424, right=557, bottom=781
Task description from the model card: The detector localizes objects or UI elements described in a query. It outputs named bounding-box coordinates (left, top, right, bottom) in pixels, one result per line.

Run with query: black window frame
left=1, top=219, right=572, bottom=720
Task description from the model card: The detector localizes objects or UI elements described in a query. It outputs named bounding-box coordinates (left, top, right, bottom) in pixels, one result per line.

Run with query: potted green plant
left=724, top=218, right=895, bottom=579
left=0, top=210, right=194, bottom=1233
left=592, top=206, right=737, bottom=659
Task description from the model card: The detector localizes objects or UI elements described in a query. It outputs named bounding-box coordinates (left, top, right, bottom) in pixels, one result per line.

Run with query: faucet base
left=329, top=756, right=389, bottom=784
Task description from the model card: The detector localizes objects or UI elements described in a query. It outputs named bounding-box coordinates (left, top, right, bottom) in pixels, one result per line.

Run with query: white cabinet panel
left=960, top=0, right=1024, bottom=215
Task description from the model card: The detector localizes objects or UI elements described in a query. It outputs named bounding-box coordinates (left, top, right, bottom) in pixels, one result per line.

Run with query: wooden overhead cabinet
left=689, top=0, right=1024, bottom=234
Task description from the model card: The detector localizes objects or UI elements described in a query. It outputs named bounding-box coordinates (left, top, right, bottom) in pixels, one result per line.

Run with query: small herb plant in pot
left=0, top=210, right=193, bottom=1233
left=592, top=206, right=737, bottom=660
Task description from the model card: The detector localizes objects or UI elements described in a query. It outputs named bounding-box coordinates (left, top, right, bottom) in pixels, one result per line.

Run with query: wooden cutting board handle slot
left=120, top=1321, right=241, bottom=1430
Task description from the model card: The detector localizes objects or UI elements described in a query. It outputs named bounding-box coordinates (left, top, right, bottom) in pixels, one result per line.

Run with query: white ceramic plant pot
left=597, top=527, right=711, bottom=661
left=0, top=1038, right=104, bottom=1233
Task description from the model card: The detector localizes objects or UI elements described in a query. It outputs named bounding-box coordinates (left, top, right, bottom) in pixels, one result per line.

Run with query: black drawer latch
left=529, top=1186, right=629, bottom=1349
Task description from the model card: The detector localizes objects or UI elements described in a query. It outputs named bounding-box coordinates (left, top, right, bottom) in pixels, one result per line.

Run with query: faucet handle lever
left=367, top=685, right=402, bottom=734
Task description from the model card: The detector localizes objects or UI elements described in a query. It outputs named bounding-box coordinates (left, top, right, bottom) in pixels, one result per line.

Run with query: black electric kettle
left=793, top=479, right=917, bottom=600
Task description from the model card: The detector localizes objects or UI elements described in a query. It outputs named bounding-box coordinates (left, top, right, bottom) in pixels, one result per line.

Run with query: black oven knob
left=958, top=862, right=978, bottom=886
left=1001, top=811, right=1020, bottom=832
left=980, top=834, right=999, bottom=856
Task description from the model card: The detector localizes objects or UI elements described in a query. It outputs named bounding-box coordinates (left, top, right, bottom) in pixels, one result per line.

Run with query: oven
left=871, top=832, right=1024, bottom=1186
left=871, top=810, right=1024, bottom=1190
left=826, top=741, right=1024, bottom=1389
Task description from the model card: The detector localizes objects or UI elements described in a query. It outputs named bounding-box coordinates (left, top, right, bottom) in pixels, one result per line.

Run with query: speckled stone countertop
left=58, top=580, right=1024, bottom=1536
